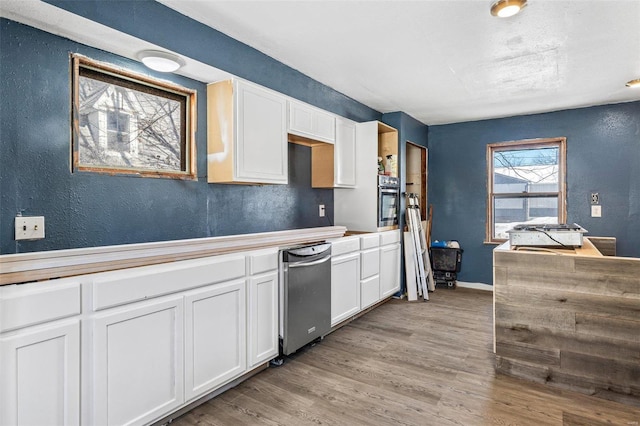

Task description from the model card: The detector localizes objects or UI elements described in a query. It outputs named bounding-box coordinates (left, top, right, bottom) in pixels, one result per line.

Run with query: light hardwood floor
left=172, top=288, right=640, bottom=426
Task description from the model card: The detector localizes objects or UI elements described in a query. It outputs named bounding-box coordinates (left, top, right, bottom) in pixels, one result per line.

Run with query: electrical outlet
left=319, top=204, right=325, bottom=217
left=15, top=216, right=45, bottom=240
left=590, top=193, right=599, bottom=205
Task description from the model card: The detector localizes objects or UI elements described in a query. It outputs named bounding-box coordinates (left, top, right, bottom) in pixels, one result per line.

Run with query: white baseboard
left=456, top=281, right=493, bottom=292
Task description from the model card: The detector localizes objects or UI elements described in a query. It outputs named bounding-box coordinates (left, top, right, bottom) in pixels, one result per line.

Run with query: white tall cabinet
left=207, top=79, right=288, bottom=184
left=334, top=121, right=398, bottom=232
left=334, top=117, right=357, bottom=188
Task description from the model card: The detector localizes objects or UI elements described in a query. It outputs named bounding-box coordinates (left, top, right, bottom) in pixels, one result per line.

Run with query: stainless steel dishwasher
left=280, top=242, right=332, bottom=356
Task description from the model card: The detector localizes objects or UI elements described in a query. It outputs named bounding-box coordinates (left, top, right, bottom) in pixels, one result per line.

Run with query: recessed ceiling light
left=625, top=79, right=640, bottom=88
left=137, top=50, right=185, bottom=73
left=491, top=0, right=528, bottom=18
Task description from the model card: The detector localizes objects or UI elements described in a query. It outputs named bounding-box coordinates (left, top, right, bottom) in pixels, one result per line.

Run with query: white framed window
left=486, top=137, right=567, bottom=243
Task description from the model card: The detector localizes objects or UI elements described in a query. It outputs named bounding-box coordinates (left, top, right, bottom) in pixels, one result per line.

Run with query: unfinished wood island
left=493, top=237, right=640, bottom=406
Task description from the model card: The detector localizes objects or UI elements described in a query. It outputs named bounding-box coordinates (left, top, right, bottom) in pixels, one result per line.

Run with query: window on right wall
left=486, top=137, right=567, bottom=243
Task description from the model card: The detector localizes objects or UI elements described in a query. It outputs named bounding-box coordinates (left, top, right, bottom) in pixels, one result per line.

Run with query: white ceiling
left=2, top=1, right=639, bottom=125
left=157, top=0, right=640, bottom=125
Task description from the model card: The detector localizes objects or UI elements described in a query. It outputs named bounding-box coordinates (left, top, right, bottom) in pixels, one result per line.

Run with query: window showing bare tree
left=72, top=55, right=196, bottom=179
left=486, top=138, right=567, bottom=242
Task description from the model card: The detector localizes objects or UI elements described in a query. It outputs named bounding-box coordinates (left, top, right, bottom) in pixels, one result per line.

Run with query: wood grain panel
left=575, top=312, right=640, bottom=342
left=495, top=285, right=640, bottom=319
left=560, top=351, right=640, bottom=394
left=494, top=244, right=640, bottom=406
left=504, top=265, right=640, bottom=298
left=575, top=255, right=640, bottom=277
left=495, top=341, right=560, bottom=365
left=588, top=237, right=617, bottom=256
left=495, top=325, right=640, bottom=363
left=495, top=303, right=576, bottom=332
left=495, top=250, right=575, bottom=271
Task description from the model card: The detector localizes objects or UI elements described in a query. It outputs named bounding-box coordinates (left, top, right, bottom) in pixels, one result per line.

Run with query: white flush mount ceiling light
left=625, top=79, right=640, bottom=88
left=491, top=0, right=528, bottom=17
left=137, top=50, right=185, bottom=72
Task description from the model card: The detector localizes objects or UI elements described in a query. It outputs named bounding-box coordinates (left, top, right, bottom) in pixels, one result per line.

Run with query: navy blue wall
left=428, top=101, right=640, bottom=284
left=0, top=16, right=379, bottom=254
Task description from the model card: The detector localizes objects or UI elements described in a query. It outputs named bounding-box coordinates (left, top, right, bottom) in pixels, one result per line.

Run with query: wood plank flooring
left=171, top=288, right=640, bottom=426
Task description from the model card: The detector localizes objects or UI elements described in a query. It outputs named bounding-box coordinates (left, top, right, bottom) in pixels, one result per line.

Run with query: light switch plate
left=15, top=216, right=45, bottom=240
left=591, top=205, right=602, bottom=218
left=319, top=204, right=325, bottom=217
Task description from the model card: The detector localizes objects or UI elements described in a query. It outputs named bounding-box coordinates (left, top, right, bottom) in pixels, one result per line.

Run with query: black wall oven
left=378, top=175, right=399, bottom=227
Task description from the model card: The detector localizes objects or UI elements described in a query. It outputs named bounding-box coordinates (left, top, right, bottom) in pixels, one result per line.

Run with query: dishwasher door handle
left=287, top=256, right=331, bottom=268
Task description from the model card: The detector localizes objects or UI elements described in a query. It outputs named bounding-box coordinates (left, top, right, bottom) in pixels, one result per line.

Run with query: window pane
left=77, top=73, right=183, bottom=172
left=493, top=196, right=559, bottom=239
left=493, top=147, right=559, bottom=193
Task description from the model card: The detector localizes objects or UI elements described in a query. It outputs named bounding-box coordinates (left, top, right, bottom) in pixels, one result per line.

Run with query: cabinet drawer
left=92, top=254, right=245, bottom=311
left=360, top=275, right=380, bottom=310
left=380, top=230, right=401, bottom=246
left=330, top=236, right=360, bottom=256
left=0, top=279, right=81, bottom=333
left=360, top=234, right=380, bottom=250
left=360, top=248, right=380, bottom=279
left=246, top=249, right=279, bottom=275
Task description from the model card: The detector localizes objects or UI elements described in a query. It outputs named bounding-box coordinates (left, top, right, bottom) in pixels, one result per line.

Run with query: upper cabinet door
left=334, top=117, right=357, bottom=188
left=236, top=81, right=288, bottom=183
left=288, top=100, right=335, bottom=144
left=207, top=79, right=288, bottom=185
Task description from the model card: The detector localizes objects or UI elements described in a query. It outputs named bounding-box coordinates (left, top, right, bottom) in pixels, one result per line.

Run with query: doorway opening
left=405, top=141, right=427, bottom=219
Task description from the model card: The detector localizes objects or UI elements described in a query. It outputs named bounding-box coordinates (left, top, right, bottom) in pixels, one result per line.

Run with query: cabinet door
left=184, top=280, right=246, bottom=402
left=380, top=243, right=401, bottom=298
left=236, top=81, right=287, bottom=184
left=0, top=320, right=80, bottom=426
left=288, top=100, right=335, bottom=143
left=360, top=247, right=380, bottom=280
left=248, top=271, right=278, bottom=368
left=331, top=252, right=360, bottom=326
left=334, top=117, right=357, bottom=188
left=361, top=275, right=380, bottom=310
left=92, top=297, right=184, bottom=426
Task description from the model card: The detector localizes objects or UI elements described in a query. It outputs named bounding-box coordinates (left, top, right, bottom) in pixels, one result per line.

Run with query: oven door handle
left=379, top=189, right=398, bottom=194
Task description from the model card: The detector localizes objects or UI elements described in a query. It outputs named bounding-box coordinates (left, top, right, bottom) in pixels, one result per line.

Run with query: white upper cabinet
left=207, top=79, right=288, bottom=184
left=334, top=117, right=357, bottom=188
left=287, top=99, right=335, bottom=144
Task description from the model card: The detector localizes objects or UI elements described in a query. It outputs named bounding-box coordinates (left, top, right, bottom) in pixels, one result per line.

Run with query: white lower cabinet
left=92, top=296, right=184, bottom=426
left=247, top=271, right=278, bottom=368
left=184, top=280, right=246, bottom=402
left=380, top=243, right=401, bottom=298
left=0, top=319, right=80, bottom=426
left=360, top=275, right=381, bottom=309
left=331, top=252, right=360, bottom=326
